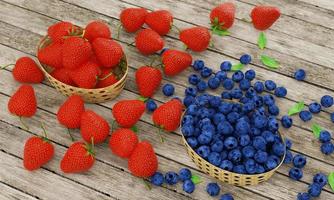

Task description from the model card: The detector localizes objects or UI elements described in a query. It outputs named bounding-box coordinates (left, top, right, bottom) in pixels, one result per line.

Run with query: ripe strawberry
left=62, top=37, right=93, bottom=69
left=112, top=100, right=145, bottom=128
left=69, top=61, right=101, bottom=89
left=145, top=10, right=173, bottom=36
left=23, top=125, right=54, bottom=171
left=50, top=68, right=75, bottom=86
left=251, top=6, right=281, bottom=31
left=96, top=68, right=118, bottom=88
left=60, top=142, right=95, bottom=173
left=8, top=85, right=37, bottom=117
left=135, top=66, right=162, bottom=98
left=109, top=128, right=138, bottom=158
left=57, top=95, right=85, bottom=129
left=84, top=20, right=111, bottom=42
left=162, top=49, right=192, bottom=76
left=210, top=2, right=236, bottom=30
left=80, top=110, right=110, bottom=144
left=135, top=29, right=164, bottom=55
left=152, top=99, right=183, bottom=132
left=120, top=8, right=148, bottom=33
left=92, top=38, right=124, bottom=68
left=12, top=57, right=44, bottom=83
left=38, top=42, right=63, bottom=69
left=179, top=27, right=211, bottom=52
left=128, top=141, right=158, bottom=177
left=48, top=21, right=74, bottom=43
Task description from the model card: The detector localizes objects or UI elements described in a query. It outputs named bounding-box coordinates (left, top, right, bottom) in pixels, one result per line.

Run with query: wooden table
left=0, top=0, right=333, bottom=199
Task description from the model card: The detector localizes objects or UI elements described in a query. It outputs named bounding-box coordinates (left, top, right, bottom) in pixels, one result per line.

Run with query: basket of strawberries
left=37, top=20, right=128, bottom=103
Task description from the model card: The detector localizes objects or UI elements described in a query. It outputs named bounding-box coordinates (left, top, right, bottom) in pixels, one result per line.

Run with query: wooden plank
left=298, top=0, right=334, bottom=12
left=0, top=182, right=38, bottom=200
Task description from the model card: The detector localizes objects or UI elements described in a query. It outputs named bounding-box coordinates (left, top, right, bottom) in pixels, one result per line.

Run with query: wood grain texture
left=0, top=182, right=38, bottom=200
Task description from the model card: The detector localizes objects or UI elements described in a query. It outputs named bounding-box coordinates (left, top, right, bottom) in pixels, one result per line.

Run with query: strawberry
left=210, top=2, right=236, bottom=30
left=128, top=141, right=158, bottom=177
left=62, top=37, right=93, bottom=69
left=109, top=128, right=138, bottom=158
left=112, top=100, right=145, bottom=128
left=120, top=8, right=148, bottom=33
left=80, top=110, right=110, bottom=144
left=47, top=21, right=74, bottom=43
left=57, top=95, right=85, bottom=129
left=84, top=20, right=111, bottom=42
left=69, top=61, right=101, bottom=89
left=60, top=141, right=95, bottom=173
left=135, top=29, right=164, bottom=55
left=23, top=125, right=54, bottom=171
left=145, top=10, right=173, bottom=36
left=50, top=68, right=75, bottom=86
left=135, top=66, right=162, bottom=98
left=251, top=6, right=281, bottom=31
left=96, top=68, right=118, bottom=88
left=11, top=57, right=44, bottom=83
left=162, top=49, right=192, bottom=76
left=8, top=85, right=37, bottom=117
left=179, top=27, right=211, bottom=52
left=152, top=99, right=183, bottom=132
left=38, top=42, right=63, bottom=69
left=92, top=38, right=124, bottom=68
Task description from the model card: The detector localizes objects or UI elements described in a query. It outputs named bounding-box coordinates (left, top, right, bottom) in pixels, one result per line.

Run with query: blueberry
left=263, top=94, right=275, bottom=106
left=165, top=172, right=179, bottom=185
left=227, top=112, right=240, bottom=124
left=262, top=130, right=275, bottom=143
left=244, top=159, right=257, bottom=174
left=268, top=105, right=280, bottom=116
left=299, top=111, right=312, bottom=122
left=250, top=127, right=261, bottom=137
left=254, top=81, right=264, bottom=93
left=268, top=118, right=279, bottom=132
left=331, top=112, right=334, bottom=123
left=239, top=135, right=251, bottom=146
left=233, top=165, right=246, bottom=174
left=162, top=84, right=175, bottom=96
left=201, top=67, right=213, bottom=78
left=183, top=96, right=195, bottom=107
left=228, top=149, right=242, bottom=163
left=196, top=145, right=210, bottom=159
left=146, top=99, right=157, bottom=112
left=308, top=183, right=322, bottom=197
left=232, top=71, right=244, bottom=82
left=220, top=160, right=233, bottom=171
left=206, top=183, right=220, bottom=196
left=254, top=151, right=268, bottom=164
left=231, top=88, right=243, bottom=99
left=179, top=168, right=192, bottom=181
left=245, top=69, right=256, bottom=80
left=235, top=120, right=250, bottom=135
left=253, top=136, right=267, bottom=151
left=309, top=102, right=321, bottom=113
left=274, top=87, right=287, bottom=98
left=297, top=193, right=311, bottom=200
left=320, top=95, right=333, bottom=108
left=199, top=118, right=212, bottom=128
left=221, top=91, right=232, bottom=100
left=281, top=115, right=293, bottom=128
left=193, top=59, right=205, bottom=71
left=213, top=113, right=226, bottom=125
left=182, top=180, right=195, bottom=193
left=319, top=130, right=331, bottom=143
left=224, top=137, right=238, bottom=150
left=252, top=96, right=264, bottom=108
left=188, top=74, right=201, bottom=85
left=181, top=124, right=194, bottom=137
left=223, top=78, right=235, bottom=90
left=208, top=152, right=222, bottom=166
left=198, top=133, right=213, bottom=145
left=232, top=104, right=243, bottom=113
left=208, top=77, right=221, bottom=89
left=186, top=104, right=198, bottom=115
left=219, top=102, right=233, bottom=114
left=256, top=164, right=266, bottom=173
left=197, top=80, right=208, bottom=92
left=284, top=150, right=293, bottom=164
left=242, top=146, right=255, bottom=158
left=220, top=61, right=232, bottom=71
left=264, top=80, right=277, bottom=91
left=150, top=172, right=164, bottom=186
left=185, top=87, right=198, bottom=97
left=220, top=193, right=234, bottom=200
left=285, top=138, right=293, bottom=149
left=289, top=167, right=303, bottom=180
left=221, top=151, right=228, bottom=160
left=216, top=71, right=227, bottom=81
left=265, top=156, right=278, bottom=170
left=242, top=102, right=255, bottom=113
left=187, top=137, right=198, bottom=148
left=313, top=173, right=328, bottom=188
left=211, top=140, right=224, bottom=152
left=245, top=87, right=257, bottom=98
left=294, top=69, right=306, bottom=81
left=293, top=154, right=307, bottom=168
left=240, top=54, right=252, bottom=65
left=239, top=79, right=251, bottom=91
left=272, top=142, right=285, bottom=157
left=253, top=115, right=268, bottom=129
left=320, top=142, right=334, bottom=155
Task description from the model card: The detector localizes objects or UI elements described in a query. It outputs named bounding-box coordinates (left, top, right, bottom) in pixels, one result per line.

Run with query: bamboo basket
left=36, top=27, right=128, bottom=103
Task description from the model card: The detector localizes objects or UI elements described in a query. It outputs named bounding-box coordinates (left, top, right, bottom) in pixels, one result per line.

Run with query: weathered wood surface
left=0, top=0, right=333, bottom=199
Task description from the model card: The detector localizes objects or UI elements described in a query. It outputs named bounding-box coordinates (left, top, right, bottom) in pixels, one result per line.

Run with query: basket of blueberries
left=180, top=57, right=287, bottom=186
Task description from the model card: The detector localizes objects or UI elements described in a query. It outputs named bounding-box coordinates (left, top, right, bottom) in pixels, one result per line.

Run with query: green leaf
left=231, top=63, right=244, bottom=71
left=138, top=96, right=148, bottom=102
left=212, top=27, right=230, bottom=36
left=328, top=172, right=334, bottom=192
left=131, top=125, right=138, bottom=133
left=311, top=124, right=323, bottom=138
left=191, top=175, right=202, bottom=185
left=288, top=101, right=305, bottom=116
left=258, top=32, right=267, bottom=49
left=260, top=55, right=279, bottom=69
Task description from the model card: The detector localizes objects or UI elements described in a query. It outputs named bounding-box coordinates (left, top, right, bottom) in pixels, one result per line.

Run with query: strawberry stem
left=142, top=178, right=152, bottom=190
left=171, top=24, right=181, bottom=33
left=67, top=128, right=75, bottom=142
left=1, top=64, right=15, bottom=69
left=19, top=117, right=29, bottom=131
left=41, top=122, right=50, bottom=142
left=116, top=24, right=122, bottom=40
left=98, top=71, right=114, bottom=81
left=111, top=120, right=116, bottom=132
left=157, top=127, right=165, bottom=143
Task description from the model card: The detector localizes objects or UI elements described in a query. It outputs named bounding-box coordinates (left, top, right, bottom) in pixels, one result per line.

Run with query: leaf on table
left=260, top=55, right=279, bottom=69
left=191, top=175, right=202, bottom=184
left=212, top=27, right=230, bottom=36
left=131, top=125, right=139, bottom=133
left=311, top=123, right=323, bottom=138
left=231, top=63, right=244, bottom=71
left=288, top=101, right=305, bottom=116
left=328, top=172, right=334, bottom=192
left=258, top=32, right=267, bottom=49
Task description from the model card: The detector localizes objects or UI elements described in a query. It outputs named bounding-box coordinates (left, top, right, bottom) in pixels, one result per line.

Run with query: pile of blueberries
left=297, top=173, right=328, bottom=200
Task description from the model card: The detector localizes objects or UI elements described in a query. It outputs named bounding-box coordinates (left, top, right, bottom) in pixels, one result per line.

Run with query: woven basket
left=37, top=28, right=128, bottom=103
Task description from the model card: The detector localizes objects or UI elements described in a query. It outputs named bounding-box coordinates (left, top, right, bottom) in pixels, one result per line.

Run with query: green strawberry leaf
left=138, top=96, right=148, bottom=102
left=212, top=26, right=230, bottom=36
left=328, top=172, right=334, bottom=192
left=258, top=32, right=267, bottom=50
left=288, top=101, right=305, bottom=116
left=231, top=63, right=244, bottom=72
left=131, top=125, right=139, bottom=133
left=191, top=175, right=202, bottom=184
left=311, top=123, right=323, bottom=138
left=260, top=55, right=279, bottom=69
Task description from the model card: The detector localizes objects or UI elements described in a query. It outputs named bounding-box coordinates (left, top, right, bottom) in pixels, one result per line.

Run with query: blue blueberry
left=293, top=154, right=307, bottom=168
left=268, top=117, right=279, bottom=132
left=254, top=151, right=268, bottom=164
left=285, top=138, right=293, bottom=149
left=150, top=172, right=164, bottom=186
left=181, top=124, right=194, bottom=137
left=233, top=165, right=246, bottom=174
left=223, top=78, right=235, bottom=90
left=264, top=80, right=277, bottom=91
left=253, top=115, right=268, bottom=129
left=206, top=183, right=220, bottom=196
left=319, top=130, right=331, bottom=143
left=165, top=172, right=179, bottom=185
left=320, top=142, right=334, bottom=155
left=216, top=71, right=227, bottom=81
left=308, top=183, right=322, bottom=197
left=253, top=96, right=264, bottom=108
left=228, top=149, right=242, bottom=163
left=281, top=115, right=293, bottom=128
left=263, top=94, right=275, bottom=106
left=220, top=193, right=234, bottom=200
left=220, top=61, right=232, bottom=71
left=244, top=159, right=257, bottom=174
left=208, top=77, right=221, bottom=89
left=297, top=193, right=311, bottom=200
left=274, top=87, right=287, bottom=98
left=196, top=145, right=210, bottom=159
left=211, top=140, right=224, bottom=152
left=262, top=131, right=275, bottom=143
left=219, top=102, right=233, bottom=114
left=186, top=104, right=198, bottom=116
left=179, top=168, right=192, bottom=181
left=235, top=120, right=250, bottom=135
left=265, top=156, right=278, bottom=170
left=227, top=112, right=240, bottom=124
left=188, top=74, right=201, bottom=85
left=187, top=137, right=198, bottom=148
left=309, top=102, right=321, bottom=114
left=256, top=164, right=266, bottom=173
left=217, top=121, right=234, bottom=135
left=242, top=102, right=255, bottom=113
left=250, top=127, right=261, bottom=137
left=208, top=152, right=222, bottom=166
left=272, top=142, right=285, bottom=157
left=239, top=79, right=251, bottom=91
left=221, top=151, right=228, bottom=160
left=242, top=146, right=255, bottom=158
left=146, top=99, right=157, bottom=112
left=220, top=160, right=233, bottom=171
left=245, top=69, right=256, bottom=80
left=183, top=180, right=195, bottom=193
left=253, top=136, right=267, bottom=151
left=210, top=96, right=222, bottom=108
left=224, top=137, right=238, bottom=150
left=320, top=95, right=333, bottom=108
left=299, top=111, right=312, bottom=122
left=185, top=87, right=198, bottom=97
left=313, top=173, right=328, bottom=188
left=284, top=150, right=293, bottom=164
left=254, top=81, right=264, bottom=93
left=201, top=67, right=213, bottom=78
left=268, top=105, right=280, bottom=116
left=239, top=135, right=251, bottom=147
left=231, top=88, right=243, bottom=99
left=232, top=104, right=243, bottom=113
left=197, top=80, right=208, bottom=92
left=192, top=59, right=205, bottom=71
left=240, top=54, right=252, bottom=65
left=245, top=87, right=257, bottom=98
left=232, top=71, right=244, bottom=82
left=198, top=132, right=213, bottom=145
left=183, top=96, right=195, bottom=107
left=221, top=91, right=232, bottom=100
left=294, top=69, right=306, bottom=81
left=162, top=84, right=175, bottom=96
left=289, top=167, right=303, bottom=180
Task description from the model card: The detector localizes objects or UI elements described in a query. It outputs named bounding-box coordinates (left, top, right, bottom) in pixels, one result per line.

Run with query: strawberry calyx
left=210, top=17, right=230, bottom=36
left=153, top=124, right=165, bottom=143
left=131, top=125, right=139, bottom=133
left=67, top=128, right=75, bottom=142
left=142, top=178, right=152, bottom=190
left=84, top=138, right=95, bottom=157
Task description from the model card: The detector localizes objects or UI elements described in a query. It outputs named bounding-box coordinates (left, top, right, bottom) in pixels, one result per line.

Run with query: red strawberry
left=84, top=20, right=111, bottom=42
left=162, top=49, right=192, bottom=76
left=179, top=27, right=211, bottom=52
left=120, top=8, right=148, bottom=33
left=50, top=68, right=75, bottom=86
left=96, top=68, right=118, bottom=88
left=38, top=42, right=63, bottom=69
left=152, top=99, right=183, bottom=132
left=23, top=125, right=54, bottom=171
left=92, top=38, right=124, bottom=68
left=69, top=61, right=101, bottom=89
left=112, top=100, right=145, bottom=128
left=135, top=66, right=162, bottom=98
left=62, top=37, right=93, bottom=69
left=60, top=142, right=95, bottom=173
left=251, top=6, right=281, bottom=31
left=80, top=110, right=110, bottom=144
left=128, top=141, right=158, bottom=177
left=8, top=85, right=37, bottom=117
left=48, top=21, right=74, bottom=43
left=57, top=95, right=85, bottom=129
left=11, top=57, right=44, bottom=83
left=145, top=10, right=173, bottom=36
left=210, top=2, right=236, bottom=30
left=135, top=29, right=164, bottom=55
left=109, top=128, right=138, bottom=158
